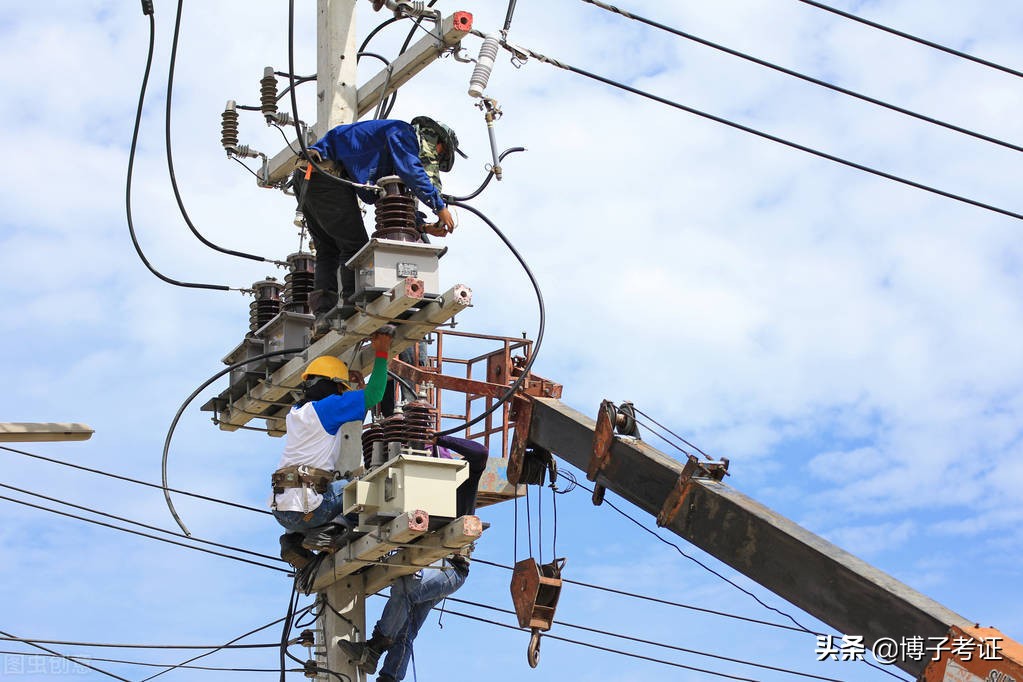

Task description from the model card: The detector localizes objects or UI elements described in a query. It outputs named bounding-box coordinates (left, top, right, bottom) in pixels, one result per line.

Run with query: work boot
left=279, top=533, right=315, bottom=570
left=301, top=523, right=351, bottom=552
left=337, top=628, right=393, bottom=674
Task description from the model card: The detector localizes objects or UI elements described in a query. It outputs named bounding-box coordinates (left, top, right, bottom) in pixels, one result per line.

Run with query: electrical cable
left=469, top=556, right=812, bottom=634
left=0, top=629, right=130, bottom=682
left=571, top=480, right=909, bottom=682
left=444, top=596, right=849, bottom=682
left=286, top=0, right=386, bottom=198
left=503, top=0, right=519, bottom=34
left=0, top=482, right=282, bottom=563
left=0, top=444, right=270, bottom=516
left=0, top=494, right=290, bottom=573
left=446, top=147, right=526, bottom=202
left=0, top=635, right=282, bottom=650
left=496, top=36, right=1023, bottom=222
left=795, top=0, right=1023, bottom=79
left=380, top=0, right=441, bottom=119
left=432, top=200, right=545, bottom=438
left=0, top=651, right=288, bottom=673
left=167, top=0, right=286, bottom=266
left=440, top=609, right=764, bottom=682
left=125, top=6, right=231, bottom=291
left=139, top=606, right=312, bottom=682
left=580, top=0, right=1023, bottom=153
left=162, top=346, right=306, bottom=536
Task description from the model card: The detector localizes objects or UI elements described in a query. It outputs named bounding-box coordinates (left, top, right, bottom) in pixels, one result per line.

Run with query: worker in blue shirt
left=295, top=117, right=464, bottom=330
left=272, top=326, right=394, bottom=568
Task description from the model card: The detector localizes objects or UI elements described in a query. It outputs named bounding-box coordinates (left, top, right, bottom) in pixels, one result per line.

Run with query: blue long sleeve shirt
left=309, top=119, right=446, bottom=211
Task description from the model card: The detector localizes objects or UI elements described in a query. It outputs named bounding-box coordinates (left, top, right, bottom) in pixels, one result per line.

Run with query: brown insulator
left=283, top=251, right=315, bottom=313
left=381, top=414, right=408, bottom=445
left=221, top=101, right=239, bottom=152
left=249, top=277, right=282, bottom=335
left=362, top=422, right=383, bottom=470
left=371, top=176, right=421, bottom=242
left=403, top=400, right=436, bottom=451
left=260, top=67, right=278, bottom=119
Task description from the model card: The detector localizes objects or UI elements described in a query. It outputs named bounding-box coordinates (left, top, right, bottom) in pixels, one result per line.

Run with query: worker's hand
left=436, top=207, right=455, bottom=233
left=370, top=325, right=396, bottom=356
left=423, top=222, right=449, bottom=238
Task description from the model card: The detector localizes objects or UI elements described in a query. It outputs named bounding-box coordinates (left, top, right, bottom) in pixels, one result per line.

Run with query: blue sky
left=1, top=1, right=1021, bottom=681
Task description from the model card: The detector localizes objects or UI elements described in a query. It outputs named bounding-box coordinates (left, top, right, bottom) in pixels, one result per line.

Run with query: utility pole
left=268, top=4, right=477, bottom=680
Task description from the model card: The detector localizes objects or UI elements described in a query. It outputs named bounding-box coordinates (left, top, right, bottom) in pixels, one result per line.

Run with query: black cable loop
left=125, top=11, right=230, bottom=291
left=0, top=482, right=281, bottom=563
left=286, top=0, right=385, bottom=197
left=0, top=445, right=270, bottom=516
left=162, top=346, right=307, bottom=536
left=381, top=0, right=441, bottom=119
left=167, top=0, right=285, bottom=266
left=796, top=0, right=1023, bottom=79
left=580, top=0, right=1023, bottom=153
left=0, top=494, right=290, bottom=574
left=433, top=200, right=545, bottom=438
left=504, top=39, right=1023, bottom=222
left=446, top=147, right=526, bottom=202
left=0, top=651, right=291, bottom=674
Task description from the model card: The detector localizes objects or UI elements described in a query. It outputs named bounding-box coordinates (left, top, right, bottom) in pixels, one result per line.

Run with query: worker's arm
left=362, top=327, right=395, bottom=410
left=388, top=127, right=446, bottom=212
left=436, top=435, right=488, bottom=473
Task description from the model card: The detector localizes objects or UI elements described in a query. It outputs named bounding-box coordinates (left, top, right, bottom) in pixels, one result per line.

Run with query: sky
left=1, top=1, right=1021, bottom=681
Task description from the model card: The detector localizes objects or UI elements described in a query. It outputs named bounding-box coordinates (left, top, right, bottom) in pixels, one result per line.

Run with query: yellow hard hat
left=302, top=355, right=350, bottom=382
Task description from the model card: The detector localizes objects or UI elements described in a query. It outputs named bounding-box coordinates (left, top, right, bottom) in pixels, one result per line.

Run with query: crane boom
left=511, top=396, right=1020, bottom=681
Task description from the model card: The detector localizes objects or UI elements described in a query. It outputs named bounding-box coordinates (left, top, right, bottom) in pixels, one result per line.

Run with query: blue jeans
left=377, top=566, right=467, bottom=681
left=272, top=480, right=350, bottom=533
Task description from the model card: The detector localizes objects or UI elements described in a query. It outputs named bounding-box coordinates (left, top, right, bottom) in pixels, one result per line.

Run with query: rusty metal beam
left=524, top=397, right=973, bottom=678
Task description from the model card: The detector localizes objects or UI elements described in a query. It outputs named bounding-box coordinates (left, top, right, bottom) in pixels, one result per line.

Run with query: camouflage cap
left=411, top=115, right=466, bottom=173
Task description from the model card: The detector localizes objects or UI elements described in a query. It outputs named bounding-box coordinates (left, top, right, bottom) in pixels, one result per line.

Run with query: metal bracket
left=587, top=399, right=616, bottom=482
left=507, top=396, right=534, bottom=486
left=656, top=456, right=730, bottom=528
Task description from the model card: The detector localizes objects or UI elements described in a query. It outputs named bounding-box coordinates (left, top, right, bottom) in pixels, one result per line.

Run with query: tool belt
left=271, top=466, right=337, bottom=495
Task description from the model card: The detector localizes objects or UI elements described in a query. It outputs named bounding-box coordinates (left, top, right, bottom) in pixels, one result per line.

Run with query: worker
left=294, top=117, right=465, bottom=332
left=337, top=435, right=488, bottom=681
left=272, top=326, right=395, bottom=569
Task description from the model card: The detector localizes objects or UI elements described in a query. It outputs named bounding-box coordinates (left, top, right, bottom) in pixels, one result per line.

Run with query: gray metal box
left=347, top=238, right=446, bottom=298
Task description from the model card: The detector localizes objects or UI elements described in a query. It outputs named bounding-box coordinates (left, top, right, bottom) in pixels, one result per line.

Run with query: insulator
left=248, top=277, right=282, bottom=335
left=283, top=251, right=315, bottom=314
left=468, top=34, right=500, bottom=98
left=260, top=67, right=278, bottom=119
left=372, top=176, right=420, bottom=242
left=221, top=100, right=239, bottom=152
left=363, top=422, right=383, bottom=470
left=403, top=400, right=435, bottom=450
left=231, top=144, right=261, bottom=160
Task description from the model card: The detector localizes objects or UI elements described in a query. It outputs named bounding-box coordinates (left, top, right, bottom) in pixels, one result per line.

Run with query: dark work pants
left=294, top=170, right=369, bottom=304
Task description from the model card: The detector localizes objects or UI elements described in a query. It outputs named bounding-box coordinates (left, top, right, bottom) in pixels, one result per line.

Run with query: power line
left=0, top=651, right=287, bottom=673
left=469, top=556, right=810, bottom=634
left=0, top=481, right=282, bottom=563
left=445, top=596, right=849, bottom=682
left=0, top=494, right=290, bottom=574
left=0, top=444, right=271, bottom=516
left=0, top=635, right=281, bottom=650
left=125, top=4, right=232, bottom=291
left=139, top=606, right=313, bottom=682
left=495, top=35, right=1023, bottom=222
left=795, top=0, right=1023, bottom=79
left=0, top=629, right=130, bottom=682
left=580, top=0, right=1023, bottom=153
left=441, top=609, right=764, bottom=682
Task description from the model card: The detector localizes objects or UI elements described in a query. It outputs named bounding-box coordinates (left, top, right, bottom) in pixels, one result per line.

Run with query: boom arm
left=511, top=397, right=1021, bottom=681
